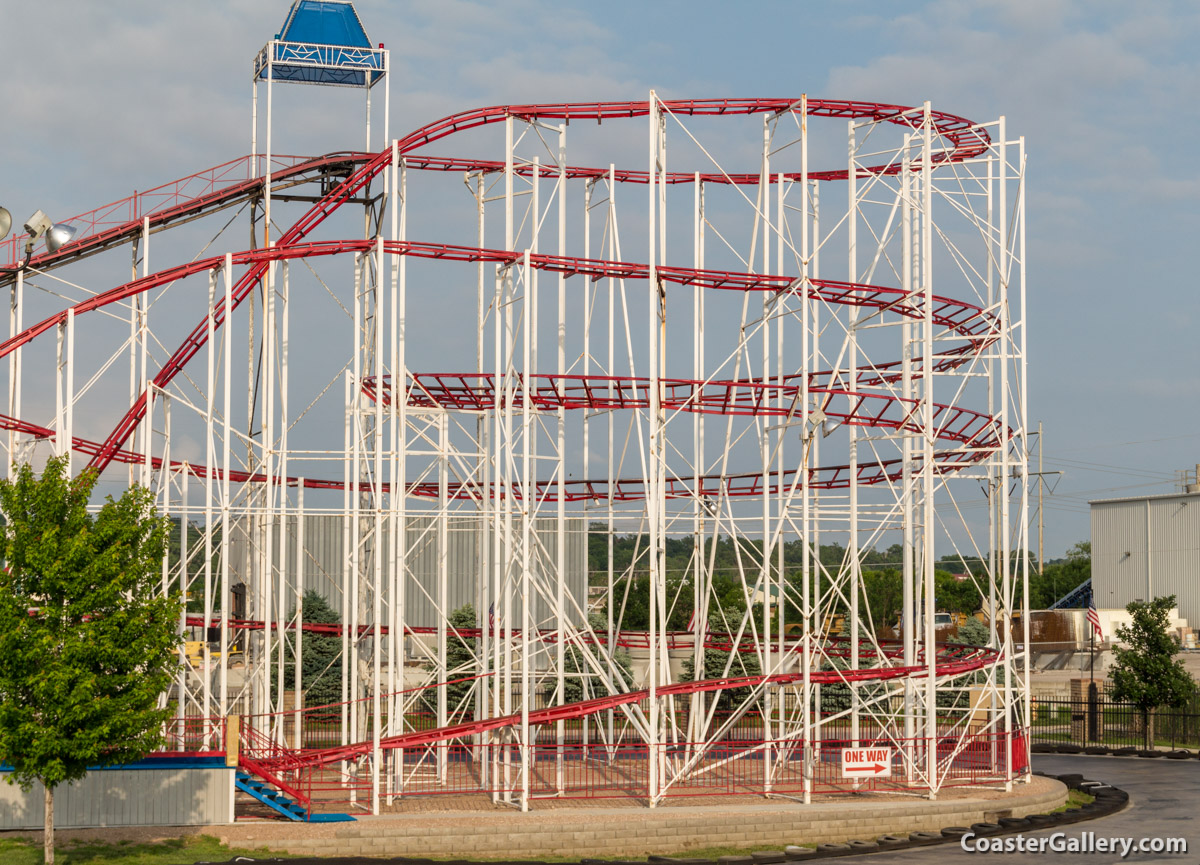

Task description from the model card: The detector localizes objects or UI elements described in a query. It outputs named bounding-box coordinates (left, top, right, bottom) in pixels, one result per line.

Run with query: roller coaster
left=0, top=1, right=1031, bottom=817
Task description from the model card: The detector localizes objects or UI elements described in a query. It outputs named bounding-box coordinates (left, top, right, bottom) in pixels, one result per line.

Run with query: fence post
left=225, top=715, right=241, bottom=767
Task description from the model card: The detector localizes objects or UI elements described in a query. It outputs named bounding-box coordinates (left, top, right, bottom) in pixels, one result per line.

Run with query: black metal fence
left=1031, top=694, right=1200, bottom=750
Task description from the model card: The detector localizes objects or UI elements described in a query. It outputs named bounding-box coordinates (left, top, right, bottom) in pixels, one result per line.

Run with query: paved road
left=856, top=754, right=1197, bottom=864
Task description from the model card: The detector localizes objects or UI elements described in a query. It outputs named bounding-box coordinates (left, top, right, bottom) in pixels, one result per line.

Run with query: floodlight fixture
left=13, top=209, right=78, bottom=266
left=0, top=207, right=11, bottom=241
left=46, top=223, right=78, bottom=254
left=800, top=408, right=839, bottom=441
left=22, top=210, right=52, bottom=240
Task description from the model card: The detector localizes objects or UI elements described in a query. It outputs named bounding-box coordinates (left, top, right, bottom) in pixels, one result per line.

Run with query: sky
left=1, top=0, right=1198, bottom=559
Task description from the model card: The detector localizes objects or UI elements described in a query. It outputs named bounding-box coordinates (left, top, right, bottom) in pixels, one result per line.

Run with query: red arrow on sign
left=840, top=748, right=893, bottom=778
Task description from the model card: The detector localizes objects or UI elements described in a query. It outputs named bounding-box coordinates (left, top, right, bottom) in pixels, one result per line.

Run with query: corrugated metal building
left=228, top=515, right=589, bottom=630
left=0, top=759, right=233, bottom=829
left=1091, top=490, right=1200, bottom=627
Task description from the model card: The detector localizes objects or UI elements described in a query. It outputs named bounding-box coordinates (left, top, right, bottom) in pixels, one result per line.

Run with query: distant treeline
left=588, top=526, right=1090, bottom=630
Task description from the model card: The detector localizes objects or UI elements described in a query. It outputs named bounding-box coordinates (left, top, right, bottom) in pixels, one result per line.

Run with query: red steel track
left=6, top=97, right=987, bottom=474
left=371, top=374, right=997, bottom=447
left=198, top=615, right=996, bottom=774
left=250, top=647, right=996, bottom=773
left=1, top=98, right=1012, bottom=795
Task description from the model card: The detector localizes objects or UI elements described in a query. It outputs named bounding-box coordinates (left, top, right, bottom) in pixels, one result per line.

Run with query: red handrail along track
left=55, top=97, right=988, bottom=475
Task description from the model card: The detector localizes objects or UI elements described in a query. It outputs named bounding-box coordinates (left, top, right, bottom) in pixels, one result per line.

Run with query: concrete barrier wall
left=0, top=760, right=232, bottom=829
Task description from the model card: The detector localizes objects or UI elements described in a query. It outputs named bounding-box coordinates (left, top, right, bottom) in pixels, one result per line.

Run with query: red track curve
left=251, top=648, right=995, bottom=773
left=60, top=98, right=987, bottom=473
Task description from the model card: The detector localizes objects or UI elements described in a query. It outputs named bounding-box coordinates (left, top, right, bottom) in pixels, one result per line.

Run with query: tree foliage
left=1108, top=595, right=1196, bottom=748
left=679, top=619, right=763, bottom=713
left=0, top=457, right=179, bottom=864
left=562, top=613, right=633, bottom=704
left=422, top=604, right=479, bottom=719
left=281, top=590, right=343, bottom=708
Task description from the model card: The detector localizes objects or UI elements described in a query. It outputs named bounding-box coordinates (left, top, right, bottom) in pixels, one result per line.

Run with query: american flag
left=1086, top=604, right=1103, bottom=640
left=488, top=602, right=495, bottom=634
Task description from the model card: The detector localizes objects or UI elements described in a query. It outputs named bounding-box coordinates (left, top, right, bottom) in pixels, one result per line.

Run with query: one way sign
left=840, top=747, right=892, bottom=779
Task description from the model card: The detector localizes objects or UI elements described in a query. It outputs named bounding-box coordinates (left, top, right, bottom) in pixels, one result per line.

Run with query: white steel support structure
left=0, top=87, right=1031, bottom=811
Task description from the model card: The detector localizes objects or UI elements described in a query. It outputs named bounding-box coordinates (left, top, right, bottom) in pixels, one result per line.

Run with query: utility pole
left=1038, top=421, right=1043, bottom=574
left=1028, top=421, right=1061, bottom=576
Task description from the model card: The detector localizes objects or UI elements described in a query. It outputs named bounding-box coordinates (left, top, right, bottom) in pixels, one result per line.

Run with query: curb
left=1032, top=742, right=1200, bottom=759
left=194, top=772, right=1129, bottom=864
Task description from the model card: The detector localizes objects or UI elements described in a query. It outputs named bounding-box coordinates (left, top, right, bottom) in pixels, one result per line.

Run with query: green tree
left=281, top=590, right=343, bottom=709
left=956, top=616, right=990, bottom=648
left=1108, top=595, right=1196, bottom=749
left=680, top=619, right=764, bottom=713
left=422, top=604, right=479, bottom=720
left=0, top=457, right=179, bottom=865
left=562, top=612, right=633, bottom=704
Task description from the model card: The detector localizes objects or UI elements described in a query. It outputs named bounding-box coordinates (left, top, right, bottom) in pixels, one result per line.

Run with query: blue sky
left=2, top=0, right=1198, bottom=557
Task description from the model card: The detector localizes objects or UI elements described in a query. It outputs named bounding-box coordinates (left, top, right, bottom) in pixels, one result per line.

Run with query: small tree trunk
left=44, top=784, right=54, bottom=865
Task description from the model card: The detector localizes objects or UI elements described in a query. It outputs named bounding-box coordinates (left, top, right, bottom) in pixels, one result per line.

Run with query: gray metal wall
left=1091, top=491, right=1200, bottom=627
left=229, top=515, right=589, bottom=630
left=0, top=768, right=232, bottom=829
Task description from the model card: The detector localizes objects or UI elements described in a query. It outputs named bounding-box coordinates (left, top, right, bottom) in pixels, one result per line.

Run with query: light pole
left=0, top=207, right=78, bottom=266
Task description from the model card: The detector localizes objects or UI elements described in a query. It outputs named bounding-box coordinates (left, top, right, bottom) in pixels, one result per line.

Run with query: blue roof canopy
left=255, top=1, right=385, bottom=88
left=279, top=0, right=371, bottom=48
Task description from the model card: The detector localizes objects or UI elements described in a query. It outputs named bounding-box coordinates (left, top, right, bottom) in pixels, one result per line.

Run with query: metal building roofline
left=1088, top=489, right=1200, bottom=506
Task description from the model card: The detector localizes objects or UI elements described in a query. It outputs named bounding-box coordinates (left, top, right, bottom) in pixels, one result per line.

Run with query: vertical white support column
left=646, top=90, right=662, bottom=807
left=349, top=256, right=363, bottom=765
left=280, top=258, right=294, bottom=736
left=501, top=114, right=516, bottom=806
left=996, top=115, right=1014, bottom=791
left=251, top=76, right=258, bottom=173
left=1018, top=137, right=1031, bottom=781
left=475, top=170, right=491, bottom=769
left=295, top=481, right=305, bottom=751
left=139, top=217, right=151, bottom=490
left=262, top=258, right=276, bottom=728
left=759, top=116, right=774, bottom=792
left=582, top=175, right=593, bottom=751
left=220, top=253, right=233, bottom=719
left=689, top=171, right=705, bottom=748
left=341, top=371, right=352, bottom=748
left=900, top=138, right=916, bottom=778
left=372, top=235, right=385, bottom=814
left=393, top=153, right=409, bottom=796
left=178, top=469, right=190, bottom=736
left=846, top=120, right=861, bottom=751
left=798, top=96, right=812, bottom=806
left=920, top=103, right=938, bottom=797
left=264, top=50, right=273, bottom=248
left=774, top=166, right=785, bottom=759
left=55, top=318, right=65, bottom=462
left=606, top=166, right=617, bottom=751
left=519, top=250, right=532, bottom=812
left=555, top=123, right=567, bottom=794
left=204, top=267, right=217, bottom=726
left=436, top=411, right=449, bottom=784
left=7, top=267, right=23, bottom=473
left=65, top=308, right=74, bottom=473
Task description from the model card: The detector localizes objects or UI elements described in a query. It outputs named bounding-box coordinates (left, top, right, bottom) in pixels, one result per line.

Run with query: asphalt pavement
left=856, top=754, right=1198, bottom=864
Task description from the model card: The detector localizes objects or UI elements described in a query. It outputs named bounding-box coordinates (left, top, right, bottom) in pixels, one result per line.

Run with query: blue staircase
left=235, top=770, right=355, bottom=822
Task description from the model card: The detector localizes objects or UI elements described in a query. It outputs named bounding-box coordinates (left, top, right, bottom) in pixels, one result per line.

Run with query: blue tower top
left=254, top=0, right=385, bottom=88
left=279, top=1, right=371, bottom=47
